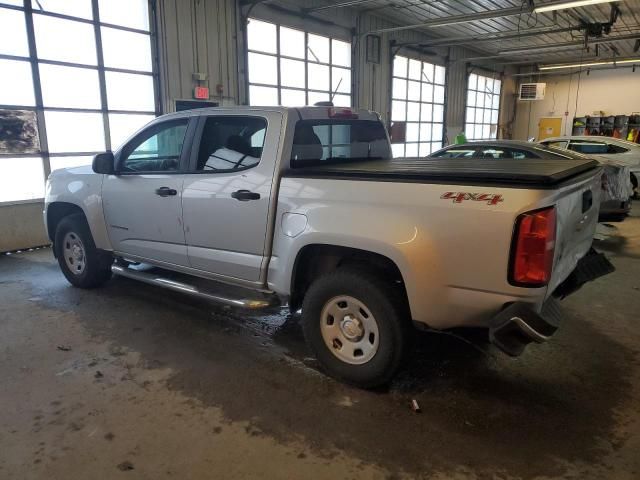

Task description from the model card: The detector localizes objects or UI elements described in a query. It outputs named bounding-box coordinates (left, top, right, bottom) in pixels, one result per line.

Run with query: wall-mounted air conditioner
left=519, top=83, right=546, bottom=100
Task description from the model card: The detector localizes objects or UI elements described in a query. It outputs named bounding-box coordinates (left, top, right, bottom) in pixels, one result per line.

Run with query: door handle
left=155, top=186, right=177, bottom=197
left=231, top=189, right=260, bottom=201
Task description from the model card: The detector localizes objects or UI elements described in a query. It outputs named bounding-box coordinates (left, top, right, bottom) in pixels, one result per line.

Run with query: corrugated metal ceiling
left=349, top=0, right=640, bottom=65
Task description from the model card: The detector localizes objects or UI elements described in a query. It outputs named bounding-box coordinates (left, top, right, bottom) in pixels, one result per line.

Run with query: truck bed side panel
left=269, top=172, right=601, bottom=330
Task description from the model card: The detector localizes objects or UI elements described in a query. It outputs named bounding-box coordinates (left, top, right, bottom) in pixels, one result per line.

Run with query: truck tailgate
left=546, top=169, right=603, bottom=295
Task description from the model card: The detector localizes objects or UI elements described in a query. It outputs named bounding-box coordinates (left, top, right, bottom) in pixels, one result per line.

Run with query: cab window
left=120, top=119, right=189, bottom=173
left=290, top=120, right=390, bottom=168
left=195, top=116, right=267, bottom=172
left=476, top=148, right=539, bottom=159
left=568, top=141, right=608, bottom=154
left=430, top=147, right=477, bottom=158
left=544, top=141, right=568, bottom=150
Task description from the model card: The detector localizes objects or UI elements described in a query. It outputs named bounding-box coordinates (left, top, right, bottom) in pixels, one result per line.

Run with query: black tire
left=631, top=173, right=638, bottom=199
left=301, top=268, right=407, bottom=388
left=54, top=213, right=112, bottom=288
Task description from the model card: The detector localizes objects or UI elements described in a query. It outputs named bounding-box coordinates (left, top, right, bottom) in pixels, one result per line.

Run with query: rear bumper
left=489, top=249, right=615, bottom=356
left=599, top=199, right=631, bottom=217
left=489, top=300, right=562, bottom=357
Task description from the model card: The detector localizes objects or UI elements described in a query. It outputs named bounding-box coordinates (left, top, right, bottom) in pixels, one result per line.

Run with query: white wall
left=513, top=67, right=640, bottom=140
left=0, top=202, right=49, bottom=253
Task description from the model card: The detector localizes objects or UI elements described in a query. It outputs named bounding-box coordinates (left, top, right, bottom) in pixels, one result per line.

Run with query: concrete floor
left=1, top=209, right=639, bottom=480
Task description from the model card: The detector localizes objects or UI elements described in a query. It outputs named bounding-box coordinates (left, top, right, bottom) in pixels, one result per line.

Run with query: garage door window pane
left=421, top=103, right=432, bottom=122
left=49, top=156, right=93, bottom=172
left=407, top=81, right=420, bottom=101
left=433, top=104, right=444, bottom=122
left=407, top=102, right=420, bottom=121
left=391, top=101, right=406, bottom=121
left=37, top=0, right=93, bottom=19
left=247, top=19, right=276, bottom=54
left=421, top=63, right=434, bottom=83
left=0, top=7, right=29, bottom=56
left=106, top=72, right=155, bottom=111
left=0, top=59, right=35, bottom=106
left=280, top=58, right=305, bottom=88
left=308, top=63, right=329, bottom=91
left=331, top=39, right=350, bottom=67
left=248, top=52, right=277, bottom=85
left=434, top=65, right=445, bottom=85
left=0, top=157, right=45, bottom=202
left=408, top=59, right=421, bottom=80
left=109, top=113, right=155, bottom=150
left=332, top=67, right=350, bottom=94
left=393, top=56, right=407, bottom=77
left=332, top=94, right=350, bottom=107
left=101, top=27, right=152, bottom=72
left=45, top=111, right=105, bottom=152
left=307, top=34, right=329, bottom=63
left=98, top=0, right=149, bottom=31
left=307, top=90, right=328, bottom=105
left=280, top=88, right=306, bottom=107
left=249, top=85, right=278, bottom=106
left=39, top=64, right=101, bottom=109
left=392, top=78, right=407, bottom=100
left=34, top=14, right=97, bottom=65
left=280, top=26, right=304, bottom=58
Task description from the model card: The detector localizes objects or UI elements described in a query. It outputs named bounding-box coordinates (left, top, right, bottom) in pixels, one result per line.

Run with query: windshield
left=290, top=119, right=391, bottom=168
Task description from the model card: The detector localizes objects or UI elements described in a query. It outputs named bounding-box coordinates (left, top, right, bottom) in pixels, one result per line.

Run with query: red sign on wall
left=194, top=86, right=209, bottom=99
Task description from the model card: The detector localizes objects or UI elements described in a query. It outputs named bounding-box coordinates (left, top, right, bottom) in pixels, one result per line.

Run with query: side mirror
left=92, top=152, right=115, bottom=174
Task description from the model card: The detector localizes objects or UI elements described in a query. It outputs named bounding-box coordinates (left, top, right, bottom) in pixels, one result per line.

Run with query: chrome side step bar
left=111, top=265, right=276, bottom=310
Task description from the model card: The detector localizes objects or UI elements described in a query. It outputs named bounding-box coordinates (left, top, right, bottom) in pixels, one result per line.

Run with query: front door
left=102, top=117, right=193, bottom=267
left=181, top=113, right=283, bottom=283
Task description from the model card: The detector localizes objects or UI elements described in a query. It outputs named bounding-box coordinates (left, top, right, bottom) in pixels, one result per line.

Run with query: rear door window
left=193, top=116, right=267, bottom=172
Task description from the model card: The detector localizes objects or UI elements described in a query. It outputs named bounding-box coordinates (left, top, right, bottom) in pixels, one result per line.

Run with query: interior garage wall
left=155, top=0, right=239, bottom=111
left=512, top=67, right=640, bottom=140
left=0, top=203, right=48, bottom=253
left=155, top=0, right=498, bottom=143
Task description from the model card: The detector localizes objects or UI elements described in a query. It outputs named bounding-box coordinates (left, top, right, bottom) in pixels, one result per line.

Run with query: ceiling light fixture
left=539, top=58, right=640, bottom=69
left=534, top=0, right=622, bottom=13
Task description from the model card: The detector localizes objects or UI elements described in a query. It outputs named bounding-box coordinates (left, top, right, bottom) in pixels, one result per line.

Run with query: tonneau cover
left=288, top=157, right=600, bottom=188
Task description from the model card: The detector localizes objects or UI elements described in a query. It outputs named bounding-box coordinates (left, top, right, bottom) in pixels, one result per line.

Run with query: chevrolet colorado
left=44, top=106, right=613, bottom=387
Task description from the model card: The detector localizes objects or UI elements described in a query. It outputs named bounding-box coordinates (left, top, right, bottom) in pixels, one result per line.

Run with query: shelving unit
left=572, top=114, right=640, bottom=143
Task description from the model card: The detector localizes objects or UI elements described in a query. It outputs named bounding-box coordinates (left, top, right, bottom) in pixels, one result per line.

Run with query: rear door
left=102, top=117, right=195, bottom=266
left=181, top=112, right=283, bottom=283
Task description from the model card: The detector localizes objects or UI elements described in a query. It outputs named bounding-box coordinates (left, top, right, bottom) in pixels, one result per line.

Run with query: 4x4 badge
left=441, top=192, right=504, bottom=205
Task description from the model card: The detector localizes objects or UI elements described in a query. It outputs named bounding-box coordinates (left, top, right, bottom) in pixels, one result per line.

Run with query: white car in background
left=541, top=136, right=640, bottom=199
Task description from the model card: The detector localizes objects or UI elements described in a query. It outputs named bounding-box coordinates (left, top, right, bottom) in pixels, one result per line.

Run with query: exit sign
left=194, top=86, right=209, bottom=99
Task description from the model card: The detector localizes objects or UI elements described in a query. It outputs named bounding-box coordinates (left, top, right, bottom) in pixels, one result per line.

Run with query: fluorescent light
left=539, top=58, right=640, bottom=70
left=534, top=0, right=621, bottom=13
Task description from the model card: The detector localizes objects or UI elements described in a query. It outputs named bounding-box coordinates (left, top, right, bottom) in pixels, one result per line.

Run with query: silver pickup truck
left=44, top=106, right=613, bottom=387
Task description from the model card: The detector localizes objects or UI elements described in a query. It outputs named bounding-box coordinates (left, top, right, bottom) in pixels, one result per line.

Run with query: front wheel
left=54, top=214, right=112, bottom=288
left=301, top=268, right=407, bottom=388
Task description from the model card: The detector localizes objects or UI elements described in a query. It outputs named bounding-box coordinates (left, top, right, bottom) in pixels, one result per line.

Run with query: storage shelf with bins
left=572, top=114, right=640, bottom=143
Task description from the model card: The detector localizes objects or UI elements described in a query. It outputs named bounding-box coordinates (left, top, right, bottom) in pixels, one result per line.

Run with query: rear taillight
left=509, top=207, right=556, bottom=287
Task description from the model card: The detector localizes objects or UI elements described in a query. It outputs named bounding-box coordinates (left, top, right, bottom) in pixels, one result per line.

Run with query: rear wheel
left=54, top=214, right=112, bottom=288
left=301, top=268, right=407, bottom=388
